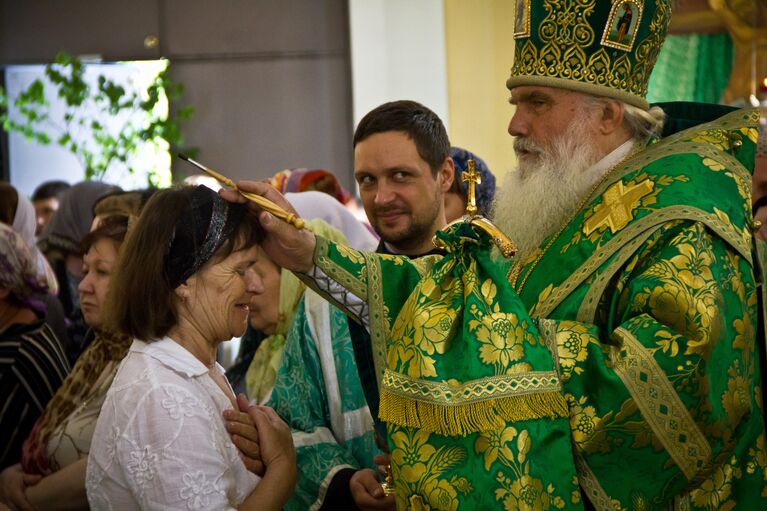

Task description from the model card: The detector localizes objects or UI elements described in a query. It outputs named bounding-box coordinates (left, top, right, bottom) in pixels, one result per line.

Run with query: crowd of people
left=1, top=0, right=766, bottom=509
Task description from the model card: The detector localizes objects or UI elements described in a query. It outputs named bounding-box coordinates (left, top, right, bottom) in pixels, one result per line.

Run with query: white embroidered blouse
left=86, top=338, right=259, bottom=510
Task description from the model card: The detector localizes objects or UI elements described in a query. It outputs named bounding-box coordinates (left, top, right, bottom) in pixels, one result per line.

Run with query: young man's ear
left=439, top=157, right=456, bottom=193
left=599, top=100, right=625, bottom=136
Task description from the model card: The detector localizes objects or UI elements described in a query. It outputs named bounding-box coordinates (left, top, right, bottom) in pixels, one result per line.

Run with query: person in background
left=91, top=188, right=157, bottom=230
left=0, top=183, right=67, bottom=347
left=263, top=213, right=379, bottom=510
left=37, top=180, right=120, bottom=363
left=87, top=185, right=295, bottom=510
left=0, top=224, right=69, bottom=487
left=268, top=168, right=353, bottom=205
left=226, top=191, right=377, bottom=394
left=31, top=180, right=70, bottom=236
left=443, top=146, right=497, bottom=223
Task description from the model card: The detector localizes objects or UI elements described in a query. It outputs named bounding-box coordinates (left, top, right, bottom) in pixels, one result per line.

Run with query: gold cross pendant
left=462, top=159, right=481, bottom=217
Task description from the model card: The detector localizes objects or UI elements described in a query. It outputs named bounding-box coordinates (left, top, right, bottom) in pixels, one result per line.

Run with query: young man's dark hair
left=353, top=100, right=450, bottom=174
left=31, top=180, right=70, bottom=202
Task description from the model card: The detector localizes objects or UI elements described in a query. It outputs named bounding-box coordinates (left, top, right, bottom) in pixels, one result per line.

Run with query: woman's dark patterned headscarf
left=164, top=185, right=246, bottom=289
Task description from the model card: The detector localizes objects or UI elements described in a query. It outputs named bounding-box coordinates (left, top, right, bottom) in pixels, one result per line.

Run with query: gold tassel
left=379, top=390, right=568, bottom=437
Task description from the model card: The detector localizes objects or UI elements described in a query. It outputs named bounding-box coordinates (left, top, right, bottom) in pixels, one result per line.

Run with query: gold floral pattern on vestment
left=746, top=435, right=767, bottom=498
left=576, top=228, right=658, bottom=323
left=314, top=237, right=368, bottom=300
left=611, top=327, right=712, bottom=479
left=474, top=426, right=567, bottom=510
left=689, top=455, right=741, bottom=510
left=389, top=427, right=472, bottom=511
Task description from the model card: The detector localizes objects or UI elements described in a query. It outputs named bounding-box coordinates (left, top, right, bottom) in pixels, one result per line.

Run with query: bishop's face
left=508, top=85, right=598, bottom=173
left=493, top=88, right=604, bottom=258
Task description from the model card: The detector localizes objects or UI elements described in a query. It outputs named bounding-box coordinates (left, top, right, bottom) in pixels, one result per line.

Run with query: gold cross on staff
left=463, top=159, right=481, bottom=216
left=583, top=179, right=654, bottom=236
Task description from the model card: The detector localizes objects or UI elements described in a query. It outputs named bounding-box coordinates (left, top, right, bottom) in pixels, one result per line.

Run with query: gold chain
left=512, top=144, right=644, bottom=296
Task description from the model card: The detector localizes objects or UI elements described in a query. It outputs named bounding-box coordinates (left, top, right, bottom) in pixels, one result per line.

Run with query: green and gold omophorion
left=301, top=106, right=767, bottom=510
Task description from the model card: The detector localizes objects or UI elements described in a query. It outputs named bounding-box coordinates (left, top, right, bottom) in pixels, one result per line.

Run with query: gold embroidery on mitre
left=509, top=0, right=670, bottom=103
left=601, top=0, right=644, bottom=52
left=583, top=179, right=654, bottom=236
left=514, top=0, right=532, bottom=39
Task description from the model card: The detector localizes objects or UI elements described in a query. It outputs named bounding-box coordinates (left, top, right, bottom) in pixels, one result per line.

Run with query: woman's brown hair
left=105, top=186, right=261, bottom=341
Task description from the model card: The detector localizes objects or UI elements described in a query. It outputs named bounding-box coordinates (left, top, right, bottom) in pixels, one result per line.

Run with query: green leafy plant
left=0, top=52, right=194, bottom=186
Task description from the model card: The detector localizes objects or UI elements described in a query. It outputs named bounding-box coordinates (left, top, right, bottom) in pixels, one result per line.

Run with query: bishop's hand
left=219, top=180, right=316, bottom=273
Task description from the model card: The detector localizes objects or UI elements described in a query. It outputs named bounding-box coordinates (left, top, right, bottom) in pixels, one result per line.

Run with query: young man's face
left=33, top=197, right=59, bottom=235
left=354, top=131, right=452, bottom=253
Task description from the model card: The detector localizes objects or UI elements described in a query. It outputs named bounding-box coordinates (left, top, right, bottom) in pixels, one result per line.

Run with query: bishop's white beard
left=491, top=123, right=604, bottom=260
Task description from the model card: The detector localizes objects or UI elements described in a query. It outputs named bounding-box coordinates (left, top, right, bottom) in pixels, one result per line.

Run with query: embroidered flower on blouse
left=105, top=425, right=121, bottom=461
left=126, top=446, right=159, bottom=489
left=180, top=471, right=219, bottom=510
left=161, top=386, right=199, bottom=419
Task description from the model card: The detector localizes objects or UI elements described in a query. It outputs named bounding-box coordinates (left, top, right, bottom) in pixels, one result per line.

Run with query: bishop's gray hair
left=582, top=95, right=665, bottom=144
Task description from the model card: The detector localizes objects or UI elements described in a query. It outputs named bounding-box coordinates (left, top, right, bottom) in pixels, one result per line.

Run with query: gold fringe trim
left=379, top=389, right=568, bottom=437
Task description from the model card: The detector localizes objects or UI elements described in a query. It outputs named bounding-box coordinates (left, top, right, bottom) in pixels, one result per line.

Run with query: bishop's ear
left=598, top=99, right=625, bottom=136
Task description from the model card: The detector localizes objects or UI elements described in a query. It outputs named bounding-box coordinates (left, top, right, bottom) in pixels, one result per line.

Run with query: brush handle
left=178, top=154, right=308, bottom=231
left=238, top=189, right=306, bottom=230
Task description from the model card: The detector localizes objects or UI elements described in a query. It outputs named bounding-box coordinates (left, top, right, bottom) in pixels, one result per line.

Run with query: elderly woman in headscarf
left=0, top=224, right=70, bottom=496
left=0, top=183, right=67, bottom=347
left=234, top=191, right=381, bottom=510
left=226, top=191, right=377, bottom=394
left=38, top=180, right=120, bottom=362
left=86, top=185, right=296, bottom=510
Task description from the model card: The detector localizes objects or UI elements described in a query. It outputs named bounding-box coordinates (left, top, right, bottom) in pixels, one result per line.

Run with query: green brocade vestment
left=301, top=107, right=767, bottom=510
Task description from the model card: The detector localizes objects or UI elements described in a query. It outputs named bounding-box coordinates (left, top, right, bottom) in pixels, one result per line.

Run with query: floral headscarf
left=0, top=223, right=50, bottom=300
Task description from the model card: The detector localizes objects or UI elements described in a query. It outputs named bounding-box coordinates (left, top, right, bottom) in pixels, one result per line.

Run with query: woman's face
left=78, top=238, right=119, bottom=328
left=247, top=246, right=281, bottom=335
left=182, top=244, right=264, bottom=342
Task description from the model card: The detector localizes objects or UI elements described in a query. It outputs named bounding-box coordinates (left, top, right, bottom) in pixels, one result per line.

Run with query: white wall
left=348, top=0, right=449, bottom=130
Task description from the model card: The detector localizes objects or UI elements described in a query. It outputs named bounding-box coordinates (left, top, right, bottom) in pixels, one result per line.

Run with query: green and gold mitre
left=507, top=0, right=673, bottom=109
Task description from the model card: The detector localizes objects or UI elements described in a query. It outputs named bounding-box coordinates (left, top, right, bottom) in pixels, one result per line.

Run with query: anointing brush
left=178, top=153, right=307, bottom=230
